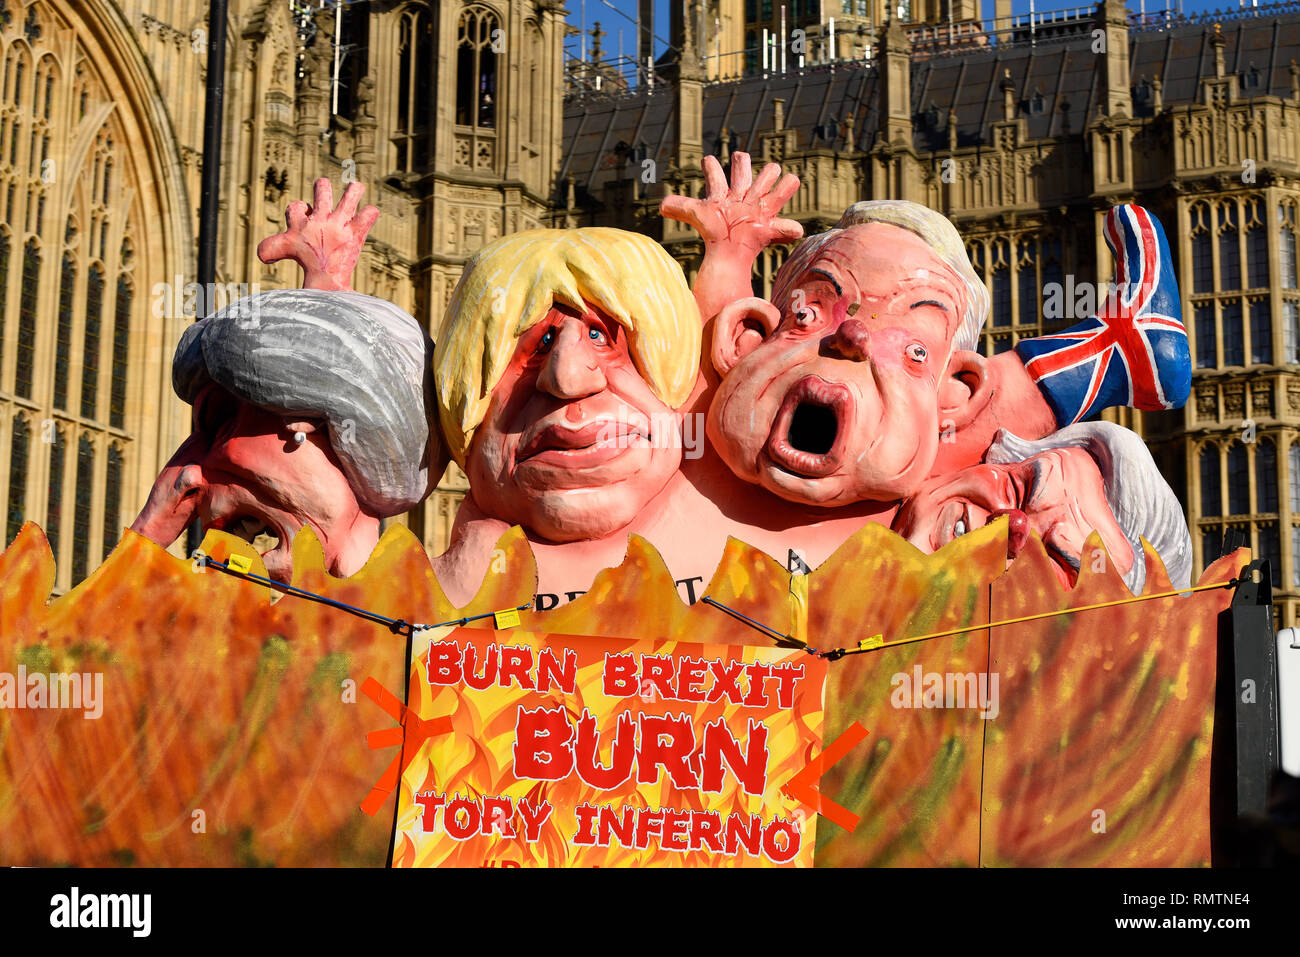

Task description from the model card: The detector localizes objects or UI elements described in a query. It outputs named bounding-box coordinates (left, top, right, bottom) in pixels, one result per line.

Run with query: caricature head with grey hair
left=773, top=200, right=989, bottom=351
left=131, top=289, right=445, bottom=582
left=893, top=421, right=1192, bottom=594
left=707, top=199, right=996, bottom=506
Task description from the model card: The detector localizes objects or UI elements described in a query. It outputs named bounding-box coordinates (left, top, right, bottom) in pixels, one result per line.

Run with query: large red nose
left=129, top=434, right=210, bottom=548
left=988, top=508, right=1031, bottom=559
left=824, top=318, right=871, bottom=362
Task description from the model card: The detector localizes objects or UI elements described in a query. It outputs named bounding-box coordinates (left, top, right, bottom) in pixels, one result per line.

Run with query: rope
left=702, top=577, right=1240, bottom=661
left=698, top=596, right=803, bottom=648
left=199, top=555, right=531, bottom=637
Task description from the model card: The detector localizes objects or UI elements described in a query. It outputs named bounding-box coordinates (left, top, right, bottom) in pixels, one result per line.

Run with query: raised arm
left=660, top=152, right=802, bottom=325
left=258, top=177, right=380, bottom=292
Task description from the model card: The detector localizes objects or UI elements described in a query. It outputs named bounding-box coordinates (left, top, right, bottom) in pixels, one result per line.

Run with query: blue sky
left=565, top=0, right=1274, bottom=58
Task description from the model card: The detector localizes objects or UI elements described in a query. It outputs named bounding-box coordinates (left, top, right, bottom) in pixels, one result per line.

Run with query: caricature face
left=708, top=223, right=987, bottom=506
left=891, top=446, right=1134, bottom=586
left=130, top=383, right=377, bottom=582
left=464, top=302, right=682, bottom=543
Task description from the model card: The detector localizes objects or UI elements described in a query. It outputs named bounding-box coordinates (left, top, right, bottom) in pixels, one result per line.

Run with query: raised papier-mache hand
left=258, top=177, right=380, bottom=292
left=660, top=152, right=802, bottom=324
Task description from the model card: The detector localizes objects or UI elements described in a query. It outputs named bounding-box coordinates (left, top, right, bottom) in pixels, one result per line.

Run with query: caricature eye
left=906, top=343, right=928, bottom=363
left=588, top=326, right=607, bottom=344
left=538, top=328, right=557, bottom=350
left=794, top=305, right=818, bottom=328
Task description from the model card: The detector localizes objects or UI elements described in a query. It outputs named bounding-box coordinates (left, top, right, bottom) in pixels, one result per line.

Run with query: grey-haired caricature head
left=706, top=199, right=995, bottom=508
left=986, top=423, right=1193, bottom=593
left=894, top=421, right=1192, bottom=594
left=131, top=289, right=445, bottom=581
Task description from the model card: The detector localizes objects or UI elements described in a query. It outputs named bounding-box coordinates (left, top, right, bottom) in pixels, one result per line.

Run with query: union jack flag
left=1014, top=205, right=1190, bottom=427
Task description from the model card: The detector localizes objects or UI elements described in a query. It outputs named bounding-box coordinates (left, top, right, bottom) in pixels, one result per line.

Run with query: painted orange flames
left=0, top=516, right=1239, bottom=866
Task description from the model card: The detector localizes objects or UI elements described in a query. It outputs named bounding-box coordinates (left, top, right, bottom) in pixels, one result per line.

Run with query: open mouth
left=764, top=376, right=850, bottom=478
left=210, top=512, right=283, bottom=555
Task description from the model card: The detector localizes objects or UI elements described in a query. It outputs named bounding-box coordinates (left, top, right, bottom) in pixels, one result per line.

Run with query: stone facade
left=562, top=1, right=1300, bottom=625
left=5, top=0, right=1300, bottom=627
left=0, top=0, right=566, bottom=589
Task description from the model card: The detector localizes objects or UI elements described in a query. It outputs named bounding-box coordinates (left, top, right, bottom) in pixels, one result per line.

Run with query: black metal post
left=1212, top=558, right=1282, bottom=864
left=187, top=0, right=229, bottom=556
left=1230, top=559, right=1281, bottom=817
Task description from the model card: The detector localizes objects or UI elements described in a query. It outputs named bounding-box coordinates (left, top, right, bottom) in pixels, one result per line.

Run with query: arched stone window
left=0, top=228, right=8, bottom=366
left=1245, top=197, right=1268, bottom=288
left=1190, top=202, right=1212, bottom=293
left=1249, top=296, right=1271, bottom=365
left=1279, top=202, right=1297, bottom=289
left=1290, top=444, right=1300, bottom=512
left=1221, top=300, right=1243, bottom=367
left=1226, top=442, right=1248, bottom=515
left=13, top=236, right=36, bottom=397
left=0, top=1, right=188, bottom=587
left=1256, top=438, right=1278, bottom=513
left=70, top=432, right=92, bottom=581
left=456, top=5, right=499, bottom=130
left=102, top=442, right=121, bottom=559
left=1017, top=237, right=1037, bottom=326
left=1217, top=201, right=1241, bottom=291
left=393, top=5, right=431, bottom=173
left=1200, top=444, right=1221, bottom=517
left=109, top=273, right=130, bottom=429
left=1194, top=301, right=1215, bottom=369
left=80, top=263, right=103, bottom=420
left=45, top=423, right=63, bottom=558
left=989, top=237, right=1010, bottom=327
left=52, top=249, right=72, bottom=408
left=5, top=410, right=27, bottom=543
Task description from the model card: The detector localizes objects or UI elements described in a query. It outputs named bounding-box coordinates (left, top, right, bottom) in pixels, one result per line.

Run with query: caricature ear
left=711, top=297, right=782, bottom=375
left=938, top=349, right=993, bottom=427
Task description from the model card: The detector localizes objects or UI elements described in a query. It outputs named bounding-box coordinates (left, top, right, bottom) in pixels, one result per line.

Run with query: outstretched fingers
left=351, top=204, right=380, bottom=241
left=702, top=154, right=728, bottom=199
left=336, top=181, right=366, bottom=221
left=728, top=151, right=753, bottom=199
left=659, top=194, right=698, bottom=224
left=769, top=217, right=805, bottom=244
left=747, top=160, right=782, bottom=201
left=284, top=200, right=309, bottom=233
left=765, top=172, right=801, bottom=212
left=312, top=177, right=335, bottom=216
left=256, top=233, right=292, bottom=264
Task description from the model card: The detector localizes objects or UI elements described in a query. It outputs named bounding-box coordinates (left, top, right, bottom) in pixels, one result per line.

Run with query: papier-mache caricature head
left=893, top=421, right=1193, bottom=594
left=434, top=227, right=701, bottom=543
left=132, top=289, right=444, bottom=581
left=708, top=199, right=993, bottom=507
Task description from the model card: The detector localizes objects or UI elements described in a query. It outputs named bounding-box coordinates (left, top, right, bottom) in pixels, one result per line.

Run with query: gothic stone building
left=563, top=0, right=1300, bottom=625
left=4, top=0, right=1300, bottom=625
left=0, top=0, right=567, bottom=592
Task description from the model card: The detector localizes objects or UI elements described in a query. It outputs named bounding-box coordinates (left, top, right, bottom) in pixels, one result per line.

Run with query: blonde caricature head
left=435, top=227, right=701, bottom=464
